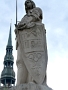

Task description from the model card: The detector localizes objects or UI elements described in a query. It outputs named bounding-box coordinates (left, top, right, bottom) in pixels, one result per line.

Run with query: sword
left=15, top=0, right=17, bottom=28
left=14, top=0, right=18, bottom=50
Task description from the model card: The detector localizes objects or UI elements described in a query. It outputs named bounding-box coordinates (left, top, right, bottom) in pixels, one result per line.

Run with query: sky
left=0, top=0, right=68, bottom=90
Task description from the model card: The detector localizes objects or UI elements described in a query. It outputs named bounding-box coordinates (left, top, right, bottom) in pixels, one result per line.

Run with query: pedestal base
left=9, top=83, right=53, bottom=90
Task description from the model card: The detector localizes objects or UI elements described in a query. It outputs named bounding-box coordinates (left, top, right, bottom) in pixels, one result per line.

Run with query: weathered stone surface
left=16, top=23, right=48, bottom=85
left=15, top=0, right=52, bottom=89
left=8, top=83, right=53, bottom=90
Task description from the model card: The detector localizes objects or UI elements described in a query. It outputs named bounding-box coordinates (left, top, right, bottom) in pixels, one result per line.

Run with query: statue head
left=25, top=0, right=36, bottom=13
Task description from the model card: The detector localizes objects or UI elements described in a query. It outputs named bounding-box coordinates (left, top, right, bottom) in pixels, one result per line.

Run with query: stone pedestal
left=9, top=83, right=53, bottom=90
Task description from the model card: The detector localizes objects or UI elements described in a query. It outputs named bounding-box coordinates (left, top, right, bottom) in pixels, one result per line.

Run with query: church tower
left=0, top=24, right=15, bottom=87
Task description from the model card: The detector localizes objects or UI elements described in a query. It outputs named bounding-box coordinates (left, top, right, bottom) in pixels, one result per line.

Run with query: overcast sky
left=0, top=0, right=68, bottom=90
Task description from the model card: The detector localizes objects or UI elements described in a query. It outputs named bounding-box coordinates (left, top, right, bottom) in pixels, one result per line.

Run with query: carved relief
left=21, top=26, right=42, bottom=40
left=32, top=65, right=42, bottom=76
left=27, top=52, right=42, bottom=62
left=24, top=40, right=29, bottom=48
left=31, top=40, right=42, bottom=48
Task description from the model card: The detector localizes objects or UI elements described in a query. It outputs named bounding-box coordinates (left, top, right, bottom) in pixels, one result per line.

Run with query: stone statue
left=15, top=0, right=42, bottom=31
left=15, top=0, right=48, bottom=86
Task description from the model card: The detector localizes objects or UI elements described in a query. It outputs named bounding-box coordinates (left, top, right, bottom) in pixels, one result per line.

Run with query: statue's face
left=25, top=0, right=33, bottom=9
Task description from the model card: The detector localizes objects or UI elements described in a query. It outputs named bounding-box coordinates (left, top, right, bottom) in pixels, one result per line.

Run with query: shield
left=18, top=24, right=47, bottom=84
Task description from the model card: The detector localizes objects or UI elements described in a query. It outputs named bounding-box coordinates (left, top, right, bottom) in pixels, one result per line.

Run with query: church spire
left=7, top=23, right=12, bottom=46
left=1, top=23, right=15, bottom=87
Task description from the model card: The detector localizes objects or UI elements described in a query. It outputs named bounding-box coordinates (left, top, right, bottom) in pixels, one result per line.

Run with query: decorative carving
left=31, top=40, right=42, bottom=48
left=27, top=52, right=42, bottom=62
left=24, top=40, right=29, bottom=48
left=21, top=27, right=42, bottom=40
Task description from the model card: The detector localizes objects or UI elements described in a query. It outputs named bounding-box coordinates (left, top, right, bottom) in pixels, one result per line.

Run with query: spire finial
left=7, top=22, right=12, bottom=46
left=11, top=19, right=12, bottom=24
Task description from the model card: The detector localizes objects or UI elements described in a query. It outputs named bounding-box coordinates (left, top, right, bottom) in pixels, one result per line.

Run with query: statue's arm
left=30, top=8, right=43, bottom=21
left=15, top=20, right=27, bottom=31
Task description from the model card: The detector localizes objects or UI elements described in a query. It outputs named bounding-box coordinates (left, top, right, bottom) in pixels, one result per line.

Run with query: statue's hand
left=14, top=28, right=18, bottom=34
left=17, top=22, right=26, bottom=27
left=17, top=22, right=35, bottom=30
left=17, top=23, right=27, bottom=30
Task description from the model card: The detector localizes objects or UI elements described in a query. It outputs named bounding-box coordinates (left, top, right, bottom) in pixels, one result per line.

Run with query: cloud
left=47, top=54, right=68, bottom=90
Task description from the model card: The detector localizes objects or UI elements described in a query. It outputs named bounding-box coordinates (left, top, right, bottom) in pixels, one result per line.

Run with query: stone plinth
left=9, top=83, right=53, bottom=90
